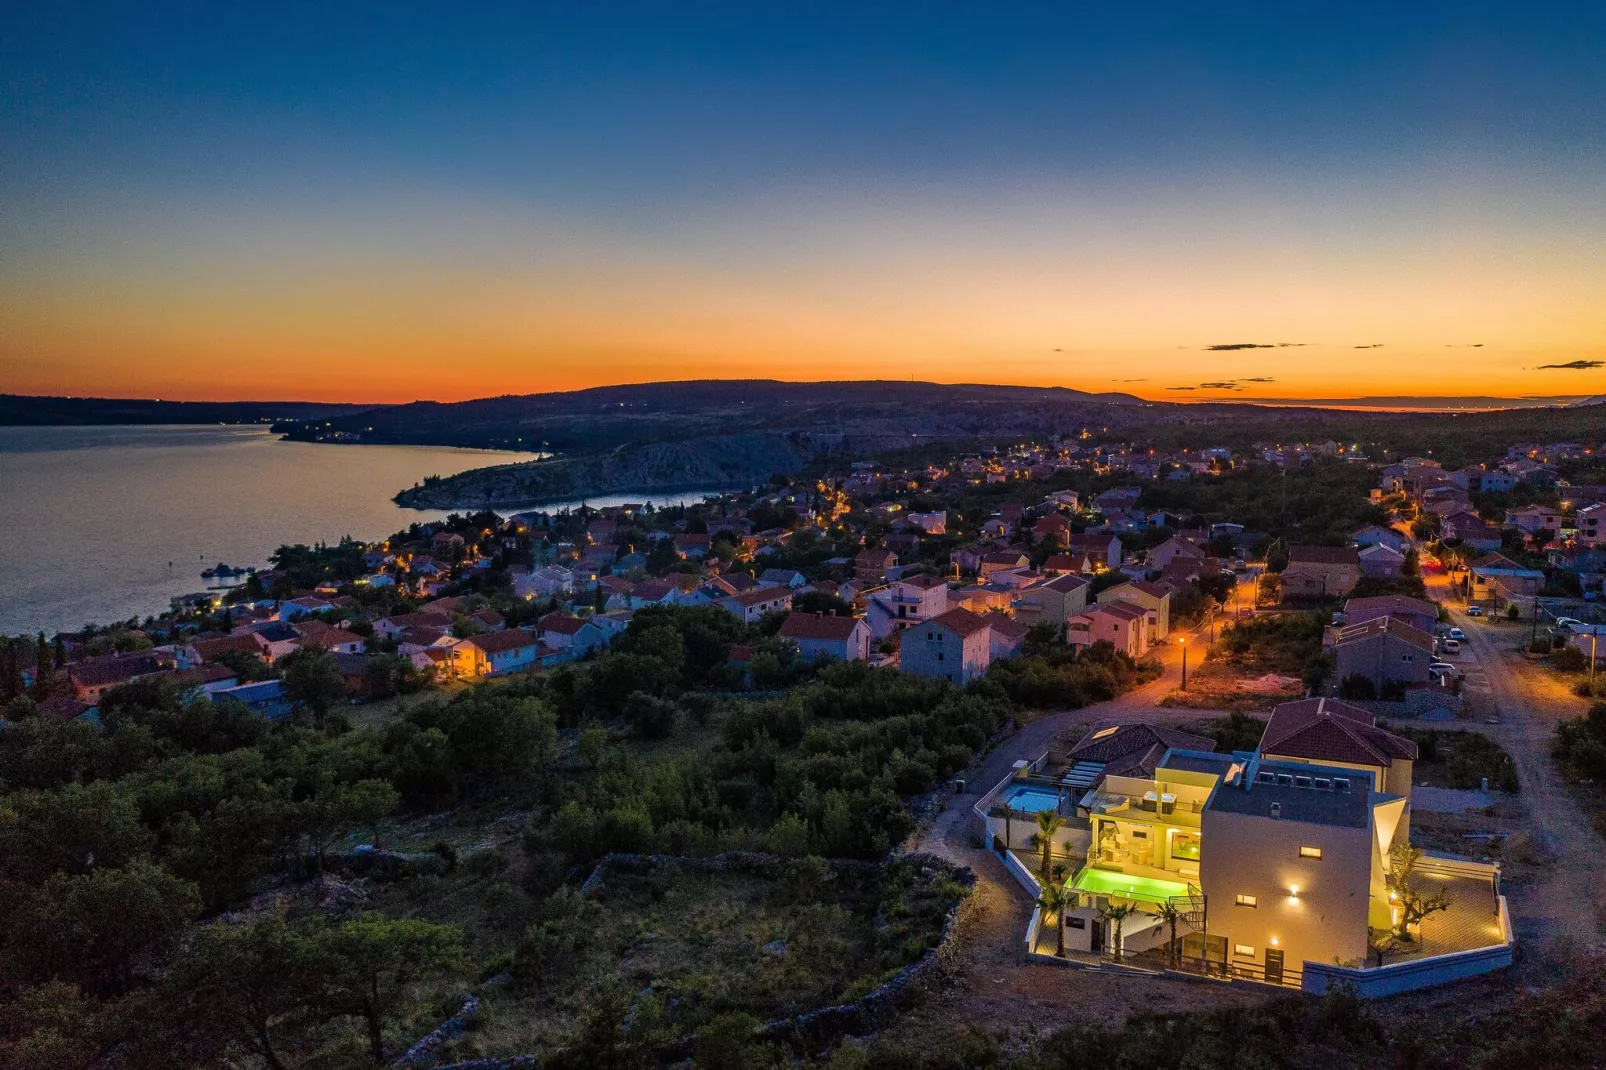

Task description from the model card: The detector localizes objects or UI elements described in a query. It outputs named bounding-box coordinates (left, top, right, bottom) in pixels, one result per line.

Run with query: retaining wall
left=1301, top=895, right=1514, bottom=998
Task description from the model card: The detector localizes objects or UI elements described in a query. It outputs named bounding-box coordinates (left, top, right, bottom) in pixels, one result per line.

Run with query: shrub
left=1553, top=647, right=1588, bottom=673
left=1339, top=674, right=1377, bottom=700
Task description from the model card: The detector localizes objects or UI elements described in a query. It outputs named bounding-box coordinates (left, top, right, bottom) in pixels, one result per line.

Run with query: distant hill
left=281, top=379, right=1149, bottom=452
left=0, top=395, right=371, bottom=426
left=363, top=379, right=1149, bottom=508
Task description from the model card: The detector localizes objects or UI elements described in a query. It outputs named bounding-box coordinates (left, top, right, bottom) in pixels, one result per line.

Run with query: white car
left=1448, top=627, right=1465, bottom=641
left=1428, top=662, right=1463, bottom=681
left=1441, top=639, right=1461, bottom=655
left=1555, top=618, right=1583, bottom=633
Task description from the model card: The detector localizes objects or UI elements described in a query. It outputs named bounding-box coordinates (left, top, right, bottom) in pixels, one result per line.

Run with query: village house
left=627, top=578, right=683, bottom=609
left=866, top=573, right=950, bottom=638
left=372, top=611, right=452, bottom=641
left=899, top=607, right=994, bottom=684
left=1281, top=546, right=1359, bottom=599
left=1504, top=505, right=1563, bottom=535
left=1342, top=594, right=1438, bottom=636
left=1043, top=552, right=1097, bottom=575
left=456, top=629, right=544, bottom=678
left=65, top=652, right=174, bottom=702
left=987, top=615, right=1031, bottom=659
left=757, top=568, right=807, bottom=589
left=431, top=531, right=467, bottom=557
left=1329, top=616, right=1435, bottom=693
left=1257, top=697, right=1417, bottom=836
left=535, top=613, right=609, bottom=657
left=1469, top=553, right=1546, bottom=602
left=1067, top=600, right=1149, bottom=658
left=718, top=586, right=793, bottom=624
left=1033, top=513, right=1074, bottom=543
left=854, top=548, right=899, bottom=584
left=1013, top=571, right=1091, bottom=630
left=1096, top=580, right=1173, bottom=640
left=977, top=551, right=1031, bottom=579
left=1351, top=525, right=1406, bottom=554
left=778, top=612, right=873, bottom=662
left=1577, top=502, right=1606, bottom=547
left=1440, top=511, right=1503, bottom=552
left=1356, top=542, right=1406, bottom=579
left=1066, top=532, right=1123, bottom=570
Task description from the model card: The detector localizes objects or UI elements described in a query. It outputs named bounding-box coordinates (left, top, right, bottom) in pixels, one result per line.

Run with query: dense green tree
left=280, top=648, right=349, bottom=722
left=318, top=915, right=465, bottom=1064
left=4, top=861, right=201, bottom=997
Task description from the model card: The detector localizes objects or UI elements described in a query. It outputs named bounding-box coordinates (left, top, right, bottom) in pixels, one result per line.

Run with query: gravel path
left=1448, top=597, right=1605, bottom=954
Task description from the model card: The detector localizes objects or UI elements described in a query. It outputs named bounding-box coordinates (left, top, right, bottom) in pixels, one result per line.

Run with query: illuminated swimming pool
left=1072, top=867, right=1189, bottom=903
left=1004, top=785, right=1064, bottom=813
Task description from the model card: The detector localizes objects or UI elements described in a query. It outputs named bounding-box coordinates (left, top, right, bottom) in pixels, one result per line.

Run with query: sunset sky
left=3, top=4, right=1604, bottom=404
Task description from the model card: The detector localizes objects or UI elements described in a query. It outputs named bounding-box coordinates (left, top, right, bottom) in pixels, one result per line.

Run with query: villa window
left=1234, top=944, right=1256, bottom=959
left=1171, top=831, right=1201, bottom=861
left=1235, top=894, right=1257, bottom=907
left=1299, top=846, right=1323, bottom=860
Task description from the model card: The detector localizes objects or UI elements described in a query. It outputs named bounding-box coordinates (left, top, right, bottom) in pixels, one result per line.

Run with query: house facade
left=1330, top=617, right=1434, bottom=693
left=866, top=573, right=950, bottom=638
left=1067, top=601, right=1148, bottom=658
left=1096, top=580, right=1172, bottom=640
left=1013, top=572, right=1091, bottom=630
left=779, top=612, right=873, bottom=662
left=900, top=607, right=993, bottom=684
left=1281, top=546, right=1359, bottom=599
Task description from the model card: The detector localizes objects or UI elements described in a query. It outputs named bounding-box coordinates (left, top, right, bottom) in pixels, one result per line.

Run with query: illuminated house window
left=1299, top=846, right=1323, bottom=859
left=1234, top=944, right=1257, bottom=958
left=1235, top=894, right=1257, bottom=907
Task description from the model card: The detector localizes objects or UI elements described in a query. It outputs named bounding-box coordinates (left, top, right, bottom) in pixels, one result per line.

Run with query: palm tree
left=1154, top=899, right=1184, bottom=969
left=1031, top=810, right=1067, bottom=880
left=1035, top=884, right=1069, bottom=956
left=1098, top=900, right=1138, bottom=962
left=1001, top=804, right=1018, bottom=851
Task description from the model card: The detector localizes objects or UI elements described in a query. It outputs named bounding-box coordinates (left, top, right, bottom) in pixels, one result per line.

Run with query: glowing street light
left=1178, top=635, right=1189, bottom=690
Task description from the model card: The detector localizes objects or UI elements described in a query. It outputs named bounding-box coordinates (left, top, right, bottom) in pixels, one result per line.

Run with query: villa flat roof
left=1205, top=759, right=1389, bottom=829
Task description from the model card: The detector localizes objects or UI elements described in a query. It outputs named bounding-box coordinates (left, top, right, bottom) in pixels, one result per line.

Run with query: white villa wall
left=1199, top=809, right=1374, bottom=972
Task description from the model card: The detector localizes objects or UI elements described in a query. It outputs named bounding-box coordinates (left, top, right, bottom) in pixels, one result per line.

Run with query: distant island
left=0, top=394, right=371, bottom=426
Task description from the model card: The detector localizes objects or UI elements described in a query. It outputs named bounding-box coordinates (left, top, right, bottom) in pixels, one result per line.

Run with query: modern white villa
left=977, top=700, right=1512, bottom=996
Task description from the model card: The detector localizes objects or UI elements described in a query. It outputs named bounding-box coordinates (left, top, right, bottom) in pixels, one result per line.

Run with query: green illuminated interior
left=1071, top=867, right=1189, bottom=903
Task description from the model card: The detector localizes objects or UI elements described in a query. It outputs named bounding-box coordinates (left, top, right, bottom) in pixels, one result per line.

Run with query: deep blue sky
left=4, top=3, right=1604, bottom=400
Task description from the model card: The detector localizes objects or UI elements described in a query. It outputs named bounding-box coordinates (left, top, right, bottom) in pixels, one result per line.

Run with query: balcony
left=1084, top=787, right=1204, bottom=829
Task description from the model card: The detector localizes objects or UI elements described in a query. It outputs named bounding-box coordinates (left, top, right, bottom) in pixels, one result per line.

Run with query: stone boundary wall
left=395, top=850, right=974, bottom=1069
left=1350, top=687, right=1462, bottom=720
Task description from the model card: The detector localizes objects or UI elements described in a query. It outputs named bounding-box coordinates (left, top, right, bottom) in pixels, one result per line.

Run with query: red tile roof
left=779, top=612, right=864, bottom=641
left=1332, top=616, right=1436, bottom=653
left=1288, top=545, right=1359, bottom=565
left=1260, top=697, right=1417, bottom=767
left=466, top=629, right=539, bottom=654
left=925, top=607, right=992, bottom=637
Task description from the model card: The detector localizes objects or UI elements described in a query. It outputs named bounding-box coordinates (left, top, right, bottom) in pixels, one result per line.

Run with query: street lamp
left=1179, top=635, right=1189, bottom=691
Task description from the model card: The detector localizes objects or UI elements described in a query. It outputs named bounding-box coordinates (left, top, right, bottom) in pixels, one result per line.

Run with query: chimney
left=1270, top=802, right=1282, bottom=819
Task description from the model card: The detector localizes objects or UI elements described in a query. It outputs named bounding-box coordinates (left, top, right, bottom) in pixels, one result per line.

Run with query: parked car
left=1466, top=606, right=1483, bottom=617
left=1428, top=662, right=1463, bottom=681
left=1555, top=617, right=1583, bottom=633
left=1442, top=638, right=1461, bottom=655
left=1448, top=627, right=1465, bottom=641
